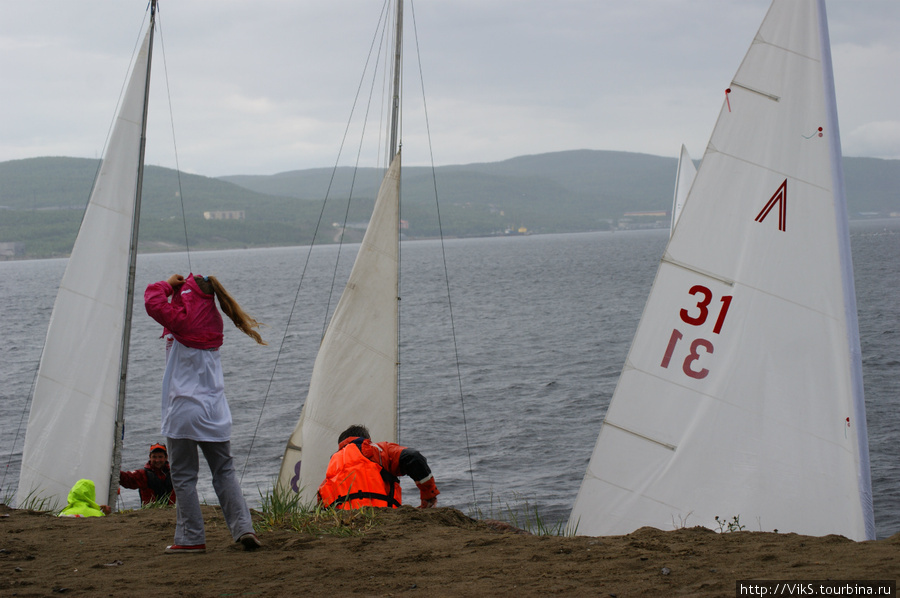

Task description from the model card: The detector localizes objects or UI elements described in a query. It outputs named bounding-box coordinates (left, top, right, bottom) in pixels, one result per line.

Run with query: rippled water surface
left=3, top=222, right=899, bottom=538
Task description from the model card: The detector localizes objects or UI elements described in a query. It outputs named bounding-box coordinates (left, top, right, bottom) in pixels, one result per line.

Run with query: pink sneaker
left=165, top=544, right=206, bottom=554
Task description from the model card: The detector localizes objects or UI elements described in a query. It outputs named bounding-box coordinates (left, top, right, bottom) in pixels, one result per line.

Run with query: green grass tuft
left=255, top=484, right=380, bottom=537
left=11, top=488, right=60, bottom=513
left=470, top=491, right=574, bottom=536
left=140, top=492, right=175, bottom=510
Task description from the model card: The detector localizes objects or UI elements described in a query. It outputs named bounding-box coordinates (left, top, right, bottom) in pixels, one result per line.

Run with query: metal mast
left=109, top=0, right=157, bottom=508
left=388, top=0, right=403, bottom=159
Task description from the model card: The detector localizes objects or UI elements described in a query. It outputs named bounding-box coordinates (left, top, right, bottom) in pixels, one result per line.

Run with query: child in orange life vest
left=318, top=424, right=440, bottom=509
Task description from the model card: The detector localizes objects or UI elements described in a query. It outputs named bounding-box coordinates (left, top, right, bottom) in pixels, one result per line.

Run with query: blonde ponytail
left=195, top=275, right=267, bottom=345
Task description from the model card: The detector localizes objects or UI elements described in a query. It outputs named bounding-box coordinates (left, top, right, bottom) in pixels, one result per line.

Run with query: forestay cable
left=409, top=0, right=478, bottom=508
left=240, top=0, right=394, bottom=482
left=240, top=1, right=477, bottom=511
left=155, top=5, right=193, bottom=272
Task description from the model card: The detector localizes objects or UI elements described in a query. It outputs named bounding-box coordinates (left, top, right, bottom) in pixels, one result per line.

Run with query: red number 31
left=661, top=285, right=732, bottom=379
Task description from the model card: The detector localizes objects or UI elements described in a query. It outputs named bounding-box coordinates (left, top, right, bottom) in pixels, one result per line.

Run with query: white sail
left=670, top=144, right=696, bottom=235
left=569, top=0, right=874, bottom=541
left=278, top=0, right=405, bottom=505
left=15, top=24, right=153, bottom=510
left=277, top=154, right=401, bottom=504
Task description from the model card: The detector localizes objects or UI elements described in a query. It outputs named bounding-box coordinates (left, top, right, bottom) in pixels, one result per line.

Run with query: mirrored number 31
left=660, top=285, right=732, bottom=379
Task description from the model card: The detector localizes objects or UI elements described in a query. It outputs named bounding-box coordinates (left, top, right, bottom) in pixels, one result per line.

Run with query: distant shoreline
left=3, top=217, right=899, bottom=263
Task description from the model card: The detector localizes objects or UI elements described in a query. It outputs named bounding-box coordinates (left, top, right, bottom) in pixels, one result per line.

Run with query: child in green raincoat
left=58, top=479, right=111, bottom=518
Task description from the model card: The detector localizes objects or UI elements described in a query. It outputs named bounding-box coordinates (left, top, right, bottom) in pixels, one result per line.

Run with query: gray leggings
left=167, top=438, right=253, bottom=545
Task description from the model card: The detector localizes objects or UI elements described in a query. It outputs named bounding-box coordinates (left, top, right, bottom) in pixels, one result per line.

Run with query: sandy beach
left=1, top=503, right=898, bottom=597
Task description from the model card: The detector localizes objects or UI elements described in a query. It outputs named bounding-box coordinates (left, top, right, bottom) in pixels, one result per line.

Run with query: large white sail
left=569, top=0, right=874, bottom=541
left=278, top=0, right=405, bottom=505
left=15, top=24, right=153, bottom=510
left=277, top=154, right=401, bottom=504
left=670, top=144, right=696, bottom=236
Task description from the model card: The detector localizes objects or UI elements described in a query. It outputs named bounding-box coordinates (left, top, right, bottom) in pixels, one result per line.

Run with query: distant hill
left=1, top=150, right=898, bottom=259
left=0, top=157, right=370, bottom=258
left=220, top=150, right=681, bottom=235
left=222, top=149, right=900, bottom=220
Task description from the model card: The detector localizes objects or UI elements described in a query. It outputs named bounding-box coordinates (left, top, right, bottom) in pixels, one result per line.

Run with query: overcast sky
left=1, top=0, right=897, bottom=177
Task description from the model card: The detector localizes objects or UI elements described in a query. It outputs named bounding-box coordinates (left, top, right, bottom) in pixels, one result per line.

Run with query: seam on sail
left=331, top=327, right=396, bottom=361
left=59, top=286, right=120, bottom=309
left=590, top=477, right=686, bottom=518
left=669, top=256, right=844, bottom=323
left=729, top=81, right=780, bottom=102
left=660, top=256, right=735, bottom=286
left=710, top=152, right=832, bottom=193
left=603, top=421, right=677, bottom=451
left=752, top=34, right=821, bottom=64
left=633, top=359, right=855, bottom=446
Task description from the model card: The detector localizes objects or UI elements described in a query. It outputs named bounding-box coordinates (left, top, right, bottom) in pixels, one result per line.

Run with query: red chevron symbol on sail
left=755, top=179, right=787, bottom=232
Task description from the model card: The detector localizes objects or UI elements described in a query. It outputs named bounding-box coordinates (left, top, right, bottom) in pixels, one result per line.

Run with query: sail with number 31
left=569, top=0, right=874, bottom=541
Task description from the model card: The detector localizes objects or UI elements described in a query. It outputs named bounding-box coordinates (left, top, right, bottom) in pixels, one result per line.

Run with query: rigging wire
left=239, top=0, right=393, bottom=482
left=409, top=0, right=479, bottom=508
left=240, top=1, right=478, bottom=512
left=155, top=6, right=193, bottom=273
left=240, top=1, right=478, bottom=511
left=322, top=0, right=395, bottom=342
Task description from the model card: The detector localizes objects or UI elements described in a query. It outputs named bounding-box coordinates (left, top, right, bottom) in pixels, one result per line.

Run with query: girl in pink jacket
left=145, top=273, right=265, bottom=554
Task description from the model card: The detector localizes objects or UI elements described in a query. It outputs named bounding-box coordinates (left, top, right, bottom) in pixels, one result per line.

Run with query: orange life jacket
left=318, top=438, right=402, bottom=509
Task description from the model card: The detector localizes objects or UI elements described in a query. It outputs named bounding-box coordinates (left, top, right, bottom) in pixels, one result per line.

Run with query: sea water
left=2, top=223, right=898, bottom=538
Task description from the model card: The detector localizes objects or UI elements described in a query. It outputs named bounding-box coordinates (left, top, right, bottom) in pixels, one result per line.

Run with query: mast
left=275, top=0, right=405, bottom=499
left=385, top=0, right=403, bottom=441
left=108, top=0, right=156, bottom=508
left=388, top=0, right=403, bottom=159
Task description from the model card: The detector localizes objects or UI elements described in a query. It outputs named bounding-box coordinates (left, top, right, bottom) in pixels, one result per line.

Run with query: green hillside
left=1, top=151, right=898, bottom=259
left=0, top=157, right=373, bottom=258
left=223, top=149, right=900, bottom=227
left=220, top=150, right=679, bottom=229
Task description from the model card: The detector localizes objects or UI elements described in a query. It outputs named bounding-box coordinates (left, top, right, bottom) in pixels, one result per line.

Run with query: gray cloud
left=0, top=0, right=896, bottom=176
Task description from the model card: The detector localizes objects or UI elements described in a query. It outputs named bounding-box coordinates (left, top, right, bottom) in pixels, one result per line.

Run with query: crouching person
left=120, top=443, right=176, bottom=506
left=318, top=424, right=440, bottom=509
left=58, top=479, right=111, bottom=517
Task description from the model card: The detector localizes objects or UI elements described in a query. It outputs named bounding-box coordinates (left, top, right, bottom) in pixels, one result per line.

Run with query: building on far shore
left=617, top=211, right=670, bottom=231
left=0, top=242, right=25, bottom=260
left=203, top=210, right=245, bottom=220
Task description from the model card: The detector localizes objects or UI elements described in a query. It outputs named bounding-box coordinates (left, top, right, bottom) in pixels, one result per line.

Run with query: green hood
left=58, top=479, right=105, bottom=518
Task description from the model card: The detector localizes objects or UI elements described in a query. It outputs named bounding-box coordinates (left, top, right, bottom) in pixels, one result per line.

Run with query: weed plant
left=141, top=493, right=175, bottom=509
left=470, top=491, right=573, bottom=536
left=256, top=485, right=379, bottom=536
left=8, top=489, right=59, bottom=513
left=714, top=515, right=746, bottom=533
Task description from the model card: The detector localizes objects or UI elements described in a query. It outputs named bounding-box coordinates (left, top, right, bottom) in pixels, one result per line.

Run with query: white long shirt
left=160, top=338, right=232, bottom=442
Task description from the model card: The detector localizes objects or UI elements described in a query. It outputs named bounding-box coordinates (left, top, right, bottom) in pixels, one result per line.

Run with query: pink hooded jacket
left=144, top=274, right=224, bottom=350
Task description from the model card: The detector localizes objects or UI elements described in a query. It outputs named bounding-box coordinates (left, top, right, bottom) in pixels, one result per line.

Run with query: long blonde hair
left=195, top=275, right=266, bottom=345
